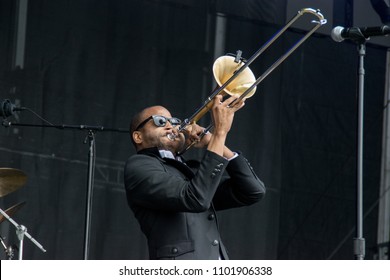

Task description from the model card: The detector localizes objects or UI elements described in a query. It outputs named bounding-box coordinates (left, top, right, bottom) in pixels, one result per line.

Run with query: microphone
left=0, top=99, right=25, bottom=118
left=331, top=25, right=390, bottom=42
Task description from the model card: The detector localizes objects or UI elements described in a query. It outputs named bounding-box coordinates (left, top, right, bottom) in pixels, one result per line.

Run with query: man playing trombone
left=124, top=94, right=266, bottom=259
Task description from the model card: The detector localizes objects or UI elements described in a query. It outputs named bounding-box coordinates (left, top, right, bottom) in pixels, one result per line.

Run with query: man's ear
left=132, top=131, right=143, bottom=144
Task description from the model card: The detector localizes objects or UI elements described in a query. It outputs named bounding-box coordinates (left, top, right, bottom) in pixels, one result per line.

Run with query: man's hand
left=182, top=123, right=212, bottom=148
left=206, top=94, right=245, bottom=156
left=211, top=94, right=245, bottom=136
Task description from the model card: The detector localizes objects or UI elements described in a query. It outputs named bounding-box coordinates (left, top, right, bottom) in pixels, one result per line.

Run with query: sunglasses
left=135, top=115, right=182, bottom=131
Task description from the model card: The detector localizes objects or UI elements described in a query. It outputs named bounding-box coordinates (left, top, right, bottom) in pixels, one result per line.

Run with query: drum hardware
left=0, top=202, right=25, bottom=259
left=0, top=168, right=46, bottom=259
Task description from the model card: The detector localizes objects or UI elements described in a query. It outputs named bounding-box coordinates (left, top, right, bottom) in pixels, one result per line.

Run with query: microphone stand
left=350, top=32, right=368, bottom=260
left=83, top=129, right=95, bottom=260
left=2, top=120, right=128, bottom=259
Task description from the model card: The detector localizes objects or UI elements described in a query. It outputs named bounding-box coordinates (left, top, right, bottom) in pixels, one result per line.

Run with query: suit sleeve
left=124, top=151, right=229, bottom=212
left=212, top=153, right=266, bottom=210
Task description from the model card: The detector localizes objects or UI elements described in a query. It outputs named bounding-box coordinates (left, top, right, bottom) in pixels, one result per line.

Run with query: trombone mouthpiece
left=167, top=133, right=177, bottom=141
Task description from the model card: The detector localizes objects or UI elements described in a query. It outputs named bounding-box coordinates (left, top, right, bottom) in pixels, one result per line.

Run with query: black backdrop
left=0, top=0, right=387, bottom=260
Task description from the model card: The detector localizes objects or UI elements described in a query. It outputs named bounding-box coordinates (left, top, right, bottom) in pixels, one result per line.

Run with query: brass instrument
left=173, top=8, right=327, bottom=154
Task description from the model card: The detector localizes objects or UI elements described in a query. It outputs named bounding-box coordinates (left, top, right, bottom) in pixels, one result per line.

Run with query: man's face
left=133, top=106, right=185, bottom=153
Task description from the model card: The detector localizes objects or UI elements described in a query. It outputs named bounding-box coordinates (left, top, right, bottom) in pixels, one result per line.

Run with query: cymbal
left=0, top=201, right=26, bottom=224
left=0, top=168, right=27, bottom=197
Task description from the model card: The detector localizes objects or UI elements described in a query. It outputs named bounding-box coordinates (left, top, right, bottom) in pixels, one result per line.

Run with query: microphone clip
left=346, top=27, right=369, bottom=43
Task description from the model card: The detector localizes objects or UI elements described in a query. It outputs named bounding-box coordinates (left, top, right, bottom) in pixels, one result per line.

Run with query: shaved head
left=129, top=106, right=183, bottom=152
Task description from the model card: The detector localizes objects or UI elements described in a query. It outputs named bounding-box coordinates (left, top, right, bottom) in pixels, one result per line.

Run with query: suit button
left=212, top=240, right=219, bottom=246
left=171, top=247, right=178, bottom=254
left=208, top=214, right=215, bottom=220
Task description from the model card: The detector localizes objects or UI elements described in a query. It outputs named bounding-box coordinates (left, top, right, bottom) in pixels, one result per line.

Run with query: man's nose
left=165, top=120, right=173, bottom=128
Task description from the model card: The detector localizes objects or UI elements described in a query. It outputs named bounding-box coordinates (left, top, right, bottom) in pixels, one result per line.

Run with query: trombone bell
left=213, top=56, right=257, bottom=98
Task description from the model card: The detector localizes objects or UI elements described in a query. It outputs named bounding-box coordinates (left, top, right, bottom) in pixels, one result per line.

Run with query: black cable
left=23, top=107, right=55, bottom=126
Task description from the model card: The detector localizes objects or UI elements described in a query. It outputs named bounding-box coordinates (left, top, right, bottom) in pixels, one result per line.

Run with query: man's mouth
left=166, top=132, right=177, bottom=141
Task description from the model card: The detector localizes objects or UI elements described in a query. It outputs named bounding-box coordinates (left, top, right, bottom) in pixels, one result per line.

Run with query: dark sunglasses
left=135, top=115, right=181, bottom=131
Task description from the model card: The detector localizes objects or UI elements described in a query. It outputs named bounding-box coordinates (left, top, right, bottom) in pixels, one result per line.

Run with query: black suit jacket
left=124, top=147, right=265, bottom=259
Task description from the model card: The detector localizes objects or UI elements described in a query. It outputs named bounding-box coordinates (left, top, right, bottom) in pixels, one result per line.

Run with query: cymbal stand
left=0, top=207, right=46, bottom=259
left=2, top=120, right=128, bottom=259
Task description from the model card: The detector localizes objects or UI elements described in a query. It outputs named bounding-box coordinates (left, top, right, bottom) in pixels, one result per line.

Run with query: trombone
left=176, top=8, right=327, bottom=154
